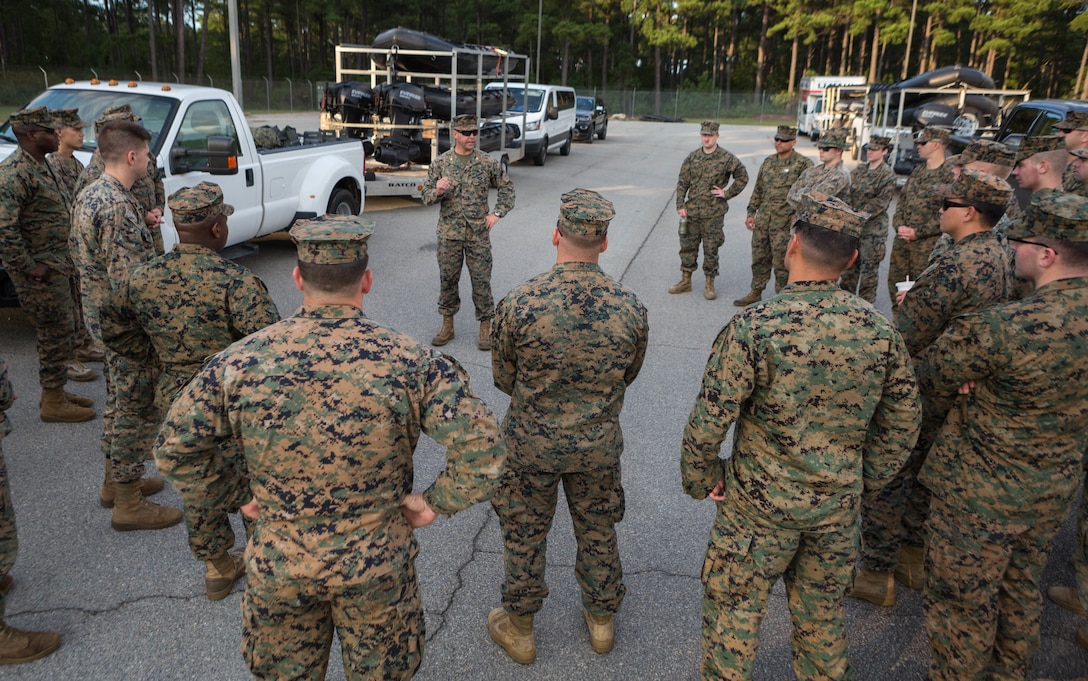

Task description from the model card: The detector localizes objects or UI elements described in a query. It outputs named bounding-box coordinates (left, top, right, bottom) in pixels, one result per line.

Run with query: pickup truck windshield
left=0, top=90, right=178, bottom=155
left=576, top=97, right=595, bottom=114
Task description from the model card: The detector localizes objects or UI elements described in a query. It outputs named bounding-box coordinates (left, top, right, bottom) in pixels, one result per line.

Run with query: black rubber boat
left=371, top=27, right=509, bottom=75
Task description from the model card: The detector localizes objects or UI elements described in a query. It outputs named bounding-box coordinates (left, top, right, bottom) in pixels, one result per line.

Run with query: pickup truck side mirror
left=170, top=135, right=239, bottom=175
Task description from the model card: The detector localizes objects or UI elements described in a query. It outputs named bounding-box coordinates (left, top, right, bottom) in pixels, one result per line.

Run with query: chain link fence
left=2, top=67, right=795, bottom=123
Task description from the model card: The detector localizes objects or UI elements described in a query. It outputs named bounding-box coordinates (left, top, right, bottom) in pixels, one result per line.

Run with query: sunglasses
left=773, top=137, right=791, bottom=142
left=818, top=146, right=835, bottom=152
left=941, top=199, right=972, bottom=210
left=456, top=129, right=478, bottom=136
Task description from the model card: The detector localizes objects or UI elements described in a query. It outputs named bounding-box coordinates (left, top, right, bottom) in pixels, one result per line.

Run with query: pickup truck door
left=167, top=99, right=263, bottom=241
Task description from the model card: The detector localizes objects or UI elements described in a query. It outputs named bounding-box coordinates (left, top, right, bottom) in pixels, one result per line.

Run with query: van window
left=556, top=90, right=575, bottom=111
left=507, top=88, right=545, bottom=114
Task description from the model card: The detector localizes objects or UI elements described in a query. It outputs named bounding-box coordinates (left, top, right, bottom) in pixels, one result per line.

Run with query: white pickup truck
left=1, top=80, right=365, bottom=253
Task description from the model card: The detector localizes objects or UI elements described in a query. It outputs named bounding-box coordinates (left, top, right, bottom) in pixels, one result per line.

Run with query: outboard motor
left=373, top=83, right=429, bottom=166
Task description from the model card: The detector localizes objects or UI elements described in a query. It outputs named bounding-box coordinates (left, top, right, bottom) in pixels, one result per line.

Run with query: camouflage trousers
left=839, top=221, right=887, bottom=304
left=1076, top=462, right=1088, bottom=612
left=748, top=215, right=791, bottom=294
left=7, top=268, right=77, bottom=390
left=491, top=462, right=626, bottom=616
left=701, top=501, right=856, bottom=681
left=924, top=496, right=1066, bottom=681
left=241, top=531, right=423, bottom=680
left=437, top=237, right=493, bottom=321
left=0, top=439, right=16, bottom=616
left=69, top=273, right=92, bottom=352
left=679, top=216, right=725, bottom=278
left=104, top=350, right=160, bottom=483
left=887, top=234, right=939, bottom=311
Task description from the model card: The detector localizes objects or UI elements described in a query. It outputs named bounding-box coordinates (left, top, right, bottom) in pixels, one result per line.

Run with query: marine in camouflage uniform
left=74, top=104, right=166, bottom=254
left=421, top=115, right=515, bottom=350
left=107, top=183, right=279, bottom=591
left=854, top=171, right=1013, bottom=606
left=915, top=190, right=1088, bottom=680
left=682, top=193, right=920, bottom=681
left=841, top=135, right=896, bottom=303
left=737, top=125, right=812, bottom=304
left=1056, top=111, right=1088, bottom=197
left=70, top=120, right=173, bottom=527
left=0, top=107, right=93, bottom=422
left=887, top=127, right=954, bottom=309
left=0, top=357, right=62, bottom=664
left=487, top=189, right=648, bottom=663
left=155, top=215, right=506, bottom=680
left=785, top=128, right=852, bottom=212
left=672, top=120, right=749, bottom=300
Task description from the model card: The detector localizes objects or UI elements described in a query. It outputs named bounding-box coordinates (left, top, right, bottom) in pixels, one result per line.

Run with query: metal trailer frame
left=322, top=43, right=530, bottom=198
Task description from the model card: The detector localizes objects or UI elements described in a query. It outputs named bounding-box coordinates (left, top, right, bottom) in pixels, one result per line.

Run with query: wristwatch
left=493, top=211, right=503, bottom=218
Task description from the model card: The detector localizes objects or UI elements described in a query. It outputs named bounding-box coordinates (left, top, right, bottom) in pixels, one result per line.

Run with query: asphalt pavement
left=0, top=118, right=1085, bottom=680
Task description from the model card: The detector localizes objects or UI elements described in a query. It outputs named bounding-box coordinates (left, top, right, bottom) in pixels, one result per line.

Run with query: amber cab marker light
left=64, top=77, right=75, bottom=84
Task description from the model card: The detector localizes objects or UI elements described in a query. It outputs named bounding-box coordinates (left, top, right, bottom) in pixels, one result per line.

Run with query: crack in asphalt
left=4, top=591, right=218, bottom=620
left=618, top=190, right=676, bottom=284
left=424, top=508, right=494, bottom=642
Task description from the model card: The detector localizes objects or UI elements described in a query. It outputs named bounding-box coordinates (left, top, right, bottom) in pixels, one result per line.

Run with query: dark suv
left=574, top=96, right=608, bottom=142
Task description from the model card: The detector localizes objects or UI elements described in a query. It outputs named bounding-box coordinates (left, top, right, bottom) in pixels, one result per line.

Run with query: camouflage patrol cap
left=1054, top=111, right=1088, bottom=131
left=54, top=107, right=89, bottom=129
left=452, top=114, right=478, bottom=132
left=168, top=182, right=234, bottom=224
left=558, top=188, right=615, bottom=238
left=700, top=121, right=720, bottom=135
left=943, top=168, right=1013, bottom=207
left=955, top=138, right=1015, bottom=168
left=819, top=128, right=848, bottom=149
left=9, top=106, right=61, bottom=130
left=775, top=125, right=797, bottom=140
left=94, top=104, right=141, bottom=134
left=1005, top=189, right=1088, bottom=242
left=866, top=136, right=892, bottom=151
left=290, top=214, right=375, bottom=264
left=1070, top=147, right=1088, bottom=160
left=1016, top=135, right=1065, bottom=164
left=796, top=191, right=869, bottom=239
left=917, top=127, right=950, bottom=145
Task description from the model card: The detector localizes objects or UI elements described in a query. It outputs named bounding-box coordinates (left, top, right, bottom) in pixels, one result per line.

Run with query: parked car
left=0, top=80, right=367, bottom=306
left=574, top=96, right=608, bottom=143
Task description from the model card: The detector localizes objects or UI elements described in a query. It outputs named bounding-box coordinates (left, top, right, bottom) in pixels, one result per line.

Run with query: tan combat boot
left=39, top=388, right=95, bottom=423
left=487, top=607, right=536, bottom=664
left=893, top=544, right=924, bottom=591
left=667, top=271, right=692, bottom=294
left=0, top=623, right=61, bottom=665
left=583, top=609, right=614, bottom=654
left=64, top=391, right=93, bottom=408
left=66, top=360, right=99, bottom=382
left=732, top=289, right=762, bottom=306
left=75, top=342, right=105, bottom=363
left=704, top=276, right=717, bottom=300
left=110, top=480, right=183, bottom=531
left=205, top=550, right=246, bottom=601
left=1077, top=625, right=1088, bottom=651
left=1047, top=585, right=1086, bottom=616
left=99, top=459, right=166, bottom=508
left=848, top=568, right=895, bottom=607
left=478, top=319, right=492, bottom=351
left=431, top=315, right=455, bottom=346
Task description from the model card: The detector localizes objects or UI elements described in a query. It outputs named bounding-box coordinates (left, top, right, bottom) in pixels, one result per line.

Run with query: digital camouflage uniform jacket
left=676, top=146, right=749, bottom=219
left=0, top=357, right=11, bottom=441
left=896, top=230, right=1011, bottom=357
left=787, top=160, right=852, bottom=210
left=106, top=243, right=281, bottom=410
left=76, top=151, right=166, bottom=254
left=492, top=262, right=649, bottom=472
left=0, top=146, right=73, bottom=278
left=848, top=161, right=896, bottom=235
left=893, top=164, right=955, bottom=238
left=746, top=151, right=813, bottom=227
left=917, top=277, right=1088, bottom=531
left=48, top=154, right=84, bottom=199
left=69, top=173, right=156, bottom=340
left=421, top=149, right=515, bottom=240
left=155, top=305, right=506, bottom=588
left=682, top=281, right=921, bottom=531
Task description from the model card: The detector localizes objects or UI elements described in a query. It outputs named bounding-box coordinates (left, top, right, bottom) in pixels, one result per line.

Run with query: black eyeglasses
left=942, top=199, right=972, bottom=210
left=774, top=137, right=790, bottom=142
left=456, top=129, right=478, bottom=136
left=1006, top=236, right=1050, bottom=249
left=818, top=146, right=834, bottom=152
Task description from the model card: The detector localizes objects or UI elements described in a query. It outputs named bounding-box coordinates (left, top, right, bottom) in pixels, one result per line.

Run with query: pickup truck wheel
left=533, top=138, right=548, bottom=166
left=597, top=122, right=606, bottom=140
left=560, top=134, right=572, bottom=156
left=327, top=187, right=360, bottom=216
left=585, top=124, right=594, bottom=144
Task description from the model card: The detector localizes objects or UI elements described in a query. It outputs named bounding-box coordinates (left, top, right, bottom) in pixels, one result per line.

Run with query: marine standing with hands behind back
left=670, top=120, right=749, bottom=301
left=421, top=114, right=515, bottom=351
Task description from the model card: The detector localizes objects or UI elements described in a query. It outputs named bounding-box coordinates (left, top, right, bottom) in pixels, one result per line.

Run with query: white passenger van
left=486, top=82, right=576, bottom=166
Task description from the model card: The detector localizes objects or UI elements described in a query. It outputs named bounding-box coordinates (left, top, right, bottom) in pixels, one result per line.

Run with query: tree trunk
left=840, top=25, right=849, bottom=75
left=1078, top=37, right=1088, bottom=99
left=148, top=0, right=158, bottom=80
left=868, top=19, right=881, bottom=83
left=788, top=30, right=798, bottom=94
left=712, top=20, right=720, bottom=89
left=922, top=16, right=935, bottom=74
left=173, top=0, right=184, bottom=81
left=902, top=0, right=918, bottom=78
left=561, top=37, right=569, bottom=86
left=755, top=3, right=770, bottom=97
left=265, top=0, right=274, bottom=82
left=196, top=0, right=209, bottom=83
